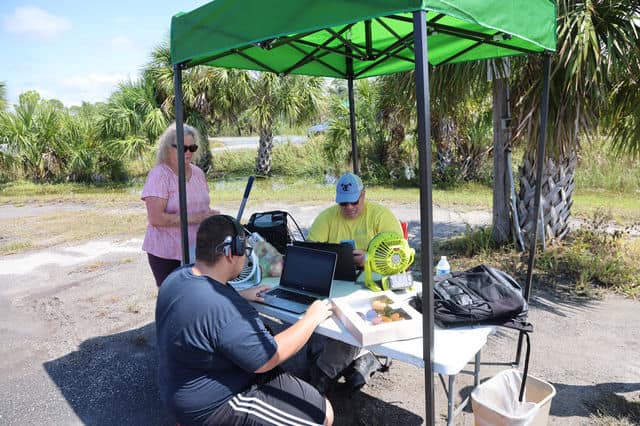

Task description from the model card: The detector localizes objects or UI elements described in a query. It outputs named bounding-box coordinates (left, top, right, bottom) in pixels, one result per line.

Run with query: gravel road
left=0, top=200, right=638, bottom=425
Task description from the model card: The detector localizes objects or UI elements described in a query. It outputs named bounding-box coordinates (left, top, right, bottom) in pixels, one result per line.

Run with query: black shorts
left=205, top=369, right=326, bottom=426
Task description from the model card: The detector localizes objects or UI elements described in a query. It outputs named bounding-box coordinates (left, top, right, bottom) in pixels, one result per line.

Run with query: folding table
left=254, top=277, right=495, bottom=425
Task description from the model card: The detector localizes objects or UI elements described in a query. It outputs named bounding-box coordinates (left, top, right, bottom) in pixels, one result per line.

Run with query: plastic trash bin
left=471, top=369, right=556, bottom=426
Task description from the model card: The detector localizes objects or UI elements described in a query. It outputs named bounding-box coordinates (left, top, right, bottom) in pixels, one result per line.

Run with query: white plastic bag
left=248, top=232, right=283, bottom=277
left=471, top=369, right=555, bottom=426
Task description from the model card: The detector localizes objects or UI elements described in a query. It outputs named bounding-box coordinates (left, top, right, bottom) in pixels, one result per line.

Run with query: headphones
left=216, top=215, right=247, bottom=257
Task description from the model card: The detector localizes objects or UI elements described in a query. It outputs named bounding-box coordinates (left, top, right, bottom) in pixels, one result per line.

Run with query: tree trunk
left=255, top=126, right=273, bottom=176
left=491, top=78, right=512, bottom=244
left=432, top=114, right=454, bottom=182
left=518, top=149, right=577, bottom=245
left=381, top=123, right=406, bottom=179
left=195, top=131, right=212, bottom=174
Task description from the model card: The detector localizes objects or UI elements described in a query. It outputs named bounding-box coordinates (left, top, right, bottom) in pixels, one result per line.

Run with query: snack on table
left=358, top=297, right=408, bottom=326
left=371, top=299, right=388, bottom=312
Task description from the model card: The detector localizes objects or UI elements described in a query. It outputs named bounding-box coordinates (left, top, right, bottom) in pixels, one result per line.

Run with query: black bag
left=431, top=264, right=531, bottom=331
left=245, top=210, right=304, bottom=254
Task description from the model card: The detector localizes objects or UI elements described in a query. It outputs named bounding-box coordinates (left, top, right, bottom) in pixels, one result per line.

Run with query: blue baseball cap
left=336, top=172, right=364, bottom=204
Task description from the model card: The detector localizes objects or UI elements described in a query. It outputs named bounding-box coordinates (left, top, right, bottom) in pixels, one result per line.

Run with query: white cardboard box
left=332, top=291, right=422, bottom=346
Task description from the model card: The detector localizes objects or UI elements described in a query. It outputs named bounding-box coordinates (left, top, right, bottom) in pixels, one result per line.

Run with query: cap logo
left=341, top=182, right=352, bottom=191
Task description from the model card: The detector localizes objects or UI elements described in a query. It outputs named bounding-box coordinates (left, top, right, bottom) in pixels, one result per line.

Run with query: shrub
left=212, top=139, right=327, bottom=179
left=537, top=209, right=640, bottom=298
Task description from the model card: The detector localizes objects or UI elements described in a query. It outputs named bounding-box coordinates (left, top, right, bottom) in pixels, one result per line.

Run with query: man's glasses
left=339, top=200, right=359, bottom=207
left=171, top=144, right=199, bottom=153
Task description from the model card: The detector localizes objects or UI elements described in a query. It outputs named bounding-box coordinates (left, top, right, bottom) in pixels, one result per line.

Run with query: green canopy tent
left=169, top=1, right=556, bottom=423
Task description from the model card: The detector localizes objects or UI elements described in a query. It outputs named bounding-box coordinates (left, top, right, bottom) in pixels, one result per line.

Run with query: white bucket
left=471, top=369, right=556, bottom=426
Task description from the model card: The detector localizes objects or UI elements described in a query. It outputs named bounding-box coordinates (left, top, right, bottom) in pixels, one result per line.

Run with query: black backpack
left=245, top=210, right=304, bottom=254
left=420, top=264, right=531, bottom=331
left=415, top=264, right=534, bottom=401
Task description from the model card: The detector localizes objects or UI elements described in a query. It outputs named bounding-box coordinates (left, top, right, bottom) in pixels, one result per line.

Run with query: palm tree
left=374, top=63, right=494, bottom=186
left=96, top=77, right=169, bottom=161
left=602, top=11, right=640, bottom=160
left=511, top=0, right=640, bottom=244
left=0, top=91, right=66, bottom=181
left=145, top=40, right=252, bottom=174
left=324, top=79, right=385, bottom=177
left=0, top=90, right=136, bottom=183
left=375, top=74, right=415, bottom=179
left=0, top=82, right=7, bottom=111
left=251, top=72, right=323, bottom=176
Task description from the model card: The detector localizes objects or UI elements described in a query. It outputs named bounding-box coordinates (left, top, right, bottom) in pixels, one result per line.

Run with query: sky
left=1, top=0, right=210, bottom=108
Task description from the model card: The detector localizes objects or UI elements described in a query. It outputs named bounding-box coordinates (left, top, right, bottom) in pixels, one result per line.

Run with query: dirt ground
left=0, top=200, right=638, bottom=425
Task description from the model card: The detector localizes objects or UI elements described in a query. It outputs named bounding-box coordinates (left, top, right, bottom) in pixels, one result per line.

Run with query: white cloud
left=62, top=72, right=128, bottom=89
left=3, top=6, right=71, bottom=38
left=59, top=72, right=130, bottom=106
left=110, top=36, right=132, bottom=48
left=11, top=71, right=137, bottom=107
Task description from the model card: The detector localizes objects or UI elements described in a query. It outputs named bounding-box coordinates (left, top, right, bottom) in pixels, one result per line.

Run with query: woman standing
left=142, top=123, right=219, bottom=286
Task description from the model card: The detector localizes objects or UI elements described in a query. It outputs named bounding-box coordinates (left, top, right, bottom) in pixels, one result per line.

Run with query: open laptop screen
left=280, top=245, right=336, bottom=297
left=291, top=241, right=356, bottom=281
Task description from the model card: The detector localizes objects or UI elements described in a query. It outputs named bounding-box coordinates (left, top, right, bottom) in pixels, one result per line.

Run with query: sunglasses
left=339, top=200, right=360, bottom=207
left=171, top=143, right=199, bottom=153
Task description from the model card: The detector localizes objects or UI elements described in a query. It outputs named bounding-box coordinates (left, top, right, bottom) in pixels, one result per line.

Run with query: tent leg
left=413, top=10, right=435, bottom=426
left=515, top=53, right=551, bottom=365
left=173, top=64, right=190, bottom=265
left=346, top=56, right=359, bottom=175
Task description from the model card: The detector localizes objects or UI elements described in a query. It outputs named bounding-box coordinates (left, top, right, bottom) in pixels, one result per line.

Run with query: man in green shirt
left=307, top=172, right=403, bottom=390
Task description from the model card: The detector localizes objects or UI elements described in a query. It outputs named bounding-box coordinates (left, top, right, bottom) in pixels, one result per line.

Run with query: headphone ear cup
left=219, top=216, right=246, bottom=256
left=232, top=236, right=245, bottom=256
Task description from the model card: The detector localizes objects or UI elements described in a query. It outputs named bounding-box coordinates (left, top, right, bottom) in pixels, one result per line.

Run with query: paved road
left=210, top=135, right=307, bottom=151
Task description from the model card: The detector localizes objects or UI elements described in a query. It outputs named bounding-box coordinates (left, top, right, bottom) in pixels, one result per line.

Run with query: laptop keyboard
left=268, top=288, right=318, bottom=305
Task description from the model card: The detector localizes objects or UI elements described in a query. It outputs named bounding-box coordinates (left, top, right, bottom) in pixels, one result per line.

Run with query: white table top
left=254, top=277, right=495, bottom=375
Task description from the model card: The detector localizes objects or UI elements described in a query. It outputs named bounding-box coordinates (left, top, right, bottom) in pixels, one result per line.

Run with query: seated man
left=156, top=214, right=334, bottom=426
left=308, top=172, right=403, bottom=268
left=307, top=172, right=403, bottom=390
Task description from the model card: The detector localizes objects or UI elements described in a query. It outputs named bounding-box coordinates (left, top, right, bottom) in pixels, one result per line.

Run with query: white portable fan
left=228, top=175, right=262, bottom=291
left=229, top=251, right=262, bottom=291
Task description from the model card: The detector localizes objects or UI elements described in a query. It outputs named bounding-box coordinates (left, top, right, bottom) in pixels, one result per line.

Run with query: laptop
left=292, top=241, right=358, bottom=282
left=259, top=245, right=337, bottom=314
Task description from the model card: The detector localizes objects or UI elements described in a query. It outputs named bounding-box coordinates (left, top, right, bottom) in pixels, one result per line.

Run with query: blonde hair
left=156, top=122, right=202, bottom=164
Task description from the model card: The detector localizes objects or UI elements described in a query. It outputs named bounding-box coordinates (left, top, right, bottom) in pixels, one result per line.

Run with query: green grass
left=0, top=180, right=140, bottom=204
left=575, top=136, right=640, bottom=193
left=208, top=138, right=227, bottom=149
left=212, top=139, right=328, bottom=179
left=437, top=214, right=640, bottom=299
left=2, top=176, right=636, bottom=223
left=589, top=393, right=640, bottom=425
left=572, top=190, right=640, bottom=224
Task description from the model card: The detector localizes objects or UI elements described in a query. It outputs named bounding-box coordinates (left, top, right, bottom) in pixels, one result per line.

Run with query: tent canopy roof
left=170, top=0, right=556, bottom=79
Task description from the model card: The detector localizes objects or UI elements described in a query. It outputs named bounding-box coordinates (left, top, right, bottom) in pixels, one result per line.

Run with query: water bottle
left=436, top=256, right=450, bottom=276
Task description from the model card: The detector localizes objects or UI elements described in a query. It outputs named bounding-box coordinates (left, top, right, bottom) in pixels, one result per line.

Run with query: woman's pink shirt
left=141, top=163, right=211, bottom=260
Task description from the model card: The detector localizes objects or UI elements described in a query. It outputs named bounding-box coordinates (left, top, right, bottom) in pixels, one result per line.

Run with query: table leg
left=447, top=375, right=455, bottom=426
left=474, top=350, right=481, bottom=387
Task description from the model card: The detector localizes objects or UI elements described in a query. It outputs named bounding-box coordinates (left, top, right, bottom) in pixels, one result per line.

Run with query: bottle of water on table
left=436, top=256, right=450, bottom=276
